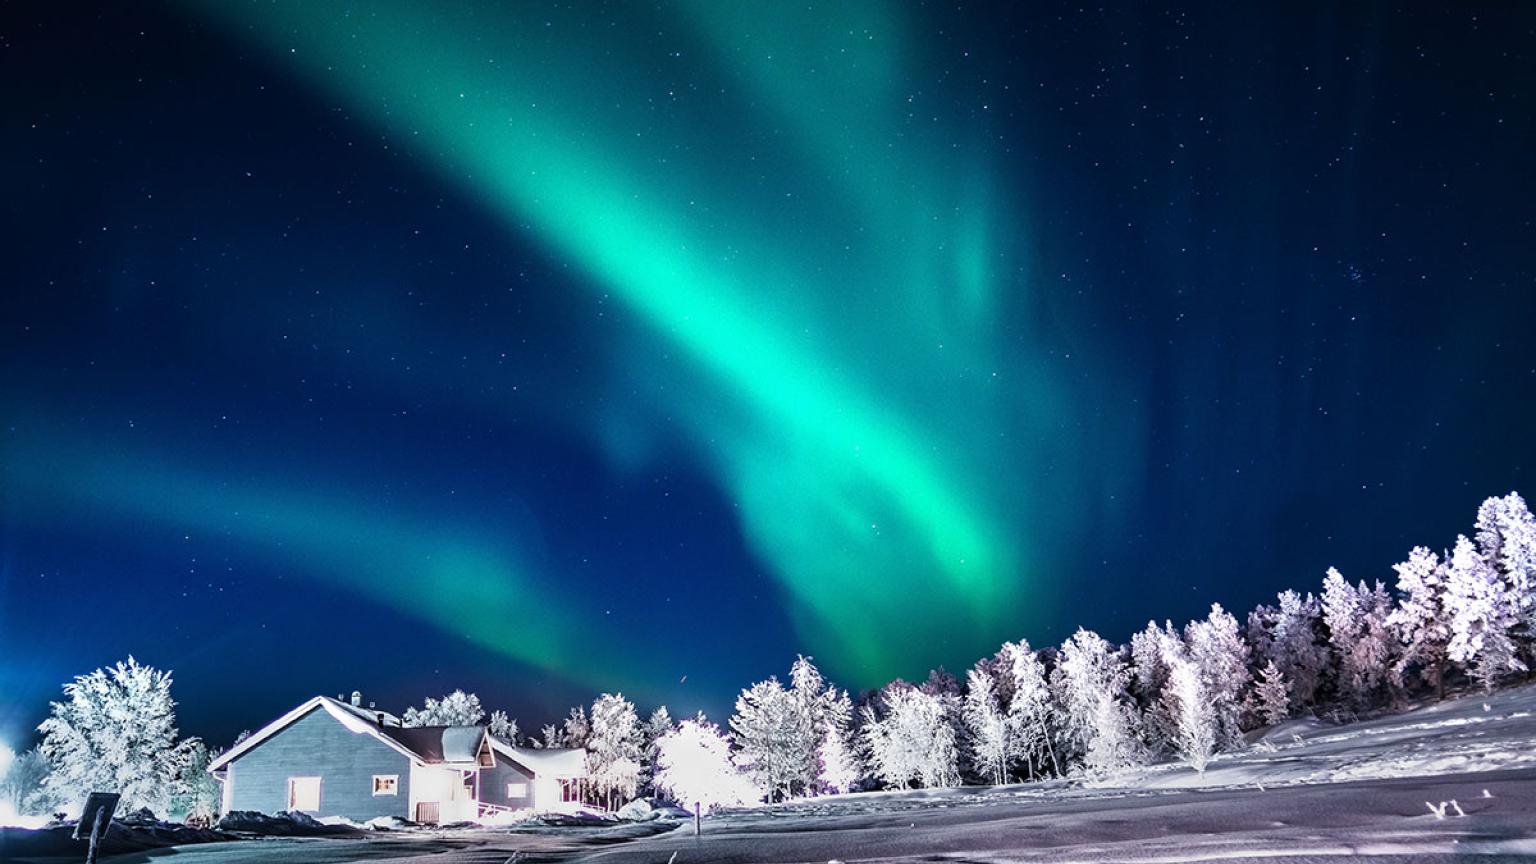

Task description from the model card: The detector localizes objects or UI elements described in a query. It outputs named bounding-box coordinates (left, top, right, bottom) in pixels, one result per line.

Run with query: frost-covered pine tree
left=730, top=677, right=812, bottom=801
left=1161, top=656, right=1215, bottom=773
left=1130, top=621, right=1178, bottom=703
left=169, top=740, right=222, bottom=823
left=1256, top=590, right=1328, bottom=709
left=654, top=714, right=762, bottom=817
left=1387, top=546, right=1451, bottom=696
left=586, top=693, right=643, bottom=809
left=861, top=683, right=960, bottom=789
left=1000, top=640, right=1058, bottom=779
left=962, top=665, right=1009, bottom=786
left=0, top=746, right=54, bottom=818
left=403, top=690, right=485, bottom=727
left=1445, top=534, right=1525, bottom=690
left=1130, top=621, right=1182, bottom=754
left=788, top=656, right=841, bottom=795
left=1322, top=569, right=1391, bottom=707
left=1476, top=492, right=1536, bottom=661
left=1184, top=603, right=1250, bottom=746
left=1050, top=629, right=1146, bottom=777
left=1250, top=660, right=1291, bottom=727
left=487, top=710, right=518, bottom=743
left=557, top=705, right=591, bottom=749
left=816, top=688, right=859, bottom=794
left=1360, top=579, right=1397, bottom=702
left=38, top=657, right=193, bottom=814
left=639, top=705, right=674, bottom=795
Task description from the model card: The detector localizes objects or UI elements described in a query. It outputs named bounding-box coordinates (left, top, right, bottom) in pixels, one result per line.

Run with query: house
left=208, top=693, right=588, bottom=823
left=479, top=737, right=587, bottom=812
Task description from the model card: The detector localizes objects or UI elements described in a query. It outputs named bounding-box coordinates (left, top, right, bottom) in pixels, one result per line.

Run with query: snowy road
left=64, top=770, right=1536, bottom=864
left=577, top=768, right=1536, bottom=864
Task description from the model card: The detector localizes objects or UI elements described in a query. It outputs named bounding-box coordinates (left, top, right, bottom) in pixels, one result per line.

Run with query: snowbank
left=0, top=817, right=232, bottom=860
left=217, top=809, right=365, bottom=836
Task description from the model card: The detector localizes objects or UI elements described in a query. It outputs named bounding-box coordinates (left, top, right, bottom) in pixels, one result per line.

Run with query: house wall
left=408, top=763, right=476, bottom=823
left=226, top=706, right=413, bottom=821
left=478, top=758, right=537, bottom=810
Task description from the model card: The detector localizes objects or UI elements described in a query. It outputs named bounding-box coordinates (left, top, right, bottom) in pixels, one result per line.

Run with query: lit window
left=506, top=782, right=528, bottom=798
left=287, top=777, right=321, bottom=811
left=373, top=775, right=398, bottom=796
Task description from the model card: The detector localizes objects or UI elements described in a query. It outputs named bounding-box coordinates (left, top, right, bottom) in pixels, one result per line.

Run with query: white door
left=287, top=776, right=322, bottom=811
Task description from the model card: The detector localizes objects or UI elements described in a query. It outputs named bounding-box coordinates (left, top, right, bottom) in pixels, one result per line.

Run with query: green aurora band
left=165, top=0, right=1107, bottom=683
left=2, top=435, right=652, bottom=692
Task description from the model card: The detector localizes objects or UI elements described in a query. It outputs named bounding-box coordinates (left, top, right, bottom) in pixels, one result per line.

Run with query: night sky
left=3, top=2, right=1534, bottom=749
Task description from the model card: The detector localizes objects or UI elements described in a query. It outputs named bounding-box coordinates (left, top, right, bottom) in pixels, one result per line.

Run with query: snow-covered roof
left=208, top=696, right=487, bottom=773
left=378, top=724, right=488, bottom=766
left=488, top=737, right=587, bottom=779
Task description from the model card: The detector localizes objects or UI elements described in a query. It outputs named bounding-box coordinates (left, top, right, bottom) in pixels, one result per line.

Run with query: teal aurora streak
left=143, top=0, right=1115, bottom=684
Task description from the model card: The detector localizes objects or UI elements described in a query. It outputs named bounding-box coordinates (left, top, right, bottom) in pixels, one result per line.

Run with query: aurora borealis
left=3, top=2, right=1535, bottom=744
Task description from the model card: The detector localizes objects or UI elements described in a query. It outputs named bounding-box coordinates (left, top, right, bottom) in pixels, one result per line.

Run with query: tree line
left=3, top=491, right=1533, bottom=821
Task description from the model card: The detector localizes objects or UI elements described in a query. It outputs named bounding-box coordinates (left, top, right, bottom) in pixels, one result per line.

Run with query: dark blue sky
left=2, top=1, right=1533, bottom=748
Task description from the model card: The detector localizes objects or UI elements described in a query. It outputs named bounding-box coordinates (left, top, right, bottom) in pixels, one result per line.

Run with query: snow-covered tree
left=1130, top=620, right=1178, bottom=703
left=1254, top=590, right=1328, bottom=709
left=862, top=684, right=960, bottom=789
left=38, top=657, right=193, bottom=814
left=788, top=656, right=843, bottom=795
left=560, top=706, right=591, bottom=749
left=586, top=693, right=643, bottom=809
left=1000, top=640, right=1058, bottom=779
left=1161, top=656, right=1215, bottom=773
left=402, top=690, right=485, bottom=727
left=168, top=740, right=222, bottom=823
left=815, top=688, right=858, bottom=794
left=654, top=714, right=762, bottom=818
left=639, top=705, right=674, bottom=795
left=962, top=665, right=1009, bottom=786
left=1445, top=534, right=1526, bottom=689
left=1388, top=546, right=1451, bottom=695
left=487, top=710, right=518, bottom=743
left=1130, top=621, right=1182, bottom=753
left=815, top=725, right=859, bottom=794
left=1184, top=603, right=1250, bottom=745
left=1475, top=492, right=1536, bottom=659
left=0, top=746, right=54, bottom=819
left=1050, top=629, right=1146, bottom=777
left=1250, top=660, right=1291, bottom=727
left=730, top=677, right=813, bottom=801
left=1322, top=569, right=1392, bottom=707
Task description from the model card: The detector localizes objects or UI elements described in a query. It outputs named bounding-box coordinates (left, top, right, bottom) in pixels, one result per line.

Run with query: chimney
left=351, top=690, right=362, bottom=707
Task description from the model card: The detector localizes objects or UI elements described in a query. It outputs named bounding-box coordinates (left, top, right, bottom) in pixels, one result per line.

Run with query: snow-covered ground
left=7, top=684, right=1535, bottom=863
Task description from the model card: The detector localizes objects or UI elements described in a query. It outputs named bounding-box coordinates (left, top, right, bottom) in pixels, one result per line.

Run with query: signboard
left=73, top=792, right=121, bottom=841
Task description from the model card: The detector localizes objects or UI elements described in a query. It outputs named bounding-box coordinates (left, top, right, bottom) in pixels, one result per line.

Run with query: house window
left=287, top=776, right=322, bottom=811
left=506, top=782, right=528, bottom=799
left=373, top=775, right=398, bottom=796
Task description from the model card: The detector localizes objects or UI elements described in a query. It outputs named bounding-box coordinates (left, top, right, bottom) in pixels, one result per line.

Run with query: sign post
left=72, top=792, right=120, bottom=864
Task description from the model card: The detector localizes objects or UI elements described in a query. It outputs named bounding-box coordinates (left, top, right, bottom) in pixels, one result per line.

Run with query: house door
left=415, top=801, right=440, bottom=824
left=287, top=777, right=322, bottom=812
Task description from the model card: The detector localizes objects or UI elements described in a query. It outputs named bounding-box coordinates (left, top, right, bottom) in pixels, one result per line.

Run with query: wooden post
left=693, top=801, right=701, bottom=837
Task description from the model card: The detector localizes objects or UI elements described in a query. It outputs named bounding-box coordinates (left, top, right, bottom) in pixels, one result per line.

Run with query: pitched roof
left=208, top=696, right=488, bottom=772
left=487, top=736, right=587, bottom=779
left=378, top=725, right=488, bottom=765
